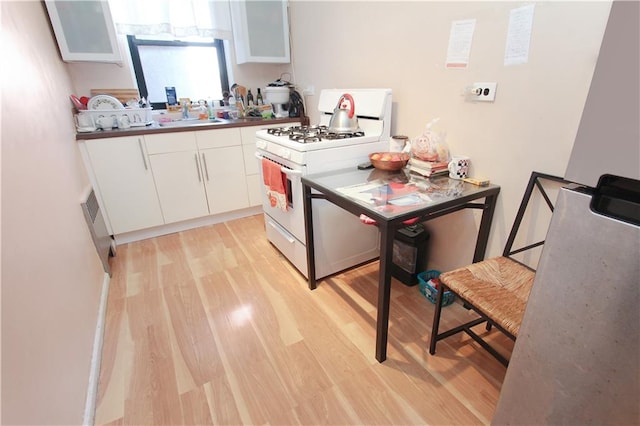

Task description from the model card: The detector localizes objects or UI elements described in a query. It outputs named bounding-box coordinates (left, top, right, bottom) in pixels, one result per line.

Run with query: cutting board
left=90, top=89, right=140, bottom=104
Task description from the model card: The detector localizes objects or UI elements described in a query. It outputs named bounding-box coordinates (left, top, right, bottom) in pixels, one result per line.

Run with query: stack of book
left=407, top=158, right=449, bottom=177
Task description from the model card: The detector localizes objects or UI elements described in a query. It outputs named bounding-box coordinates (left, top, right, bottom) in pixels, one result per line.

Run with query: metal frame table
left=301, top=168, right=500, bottom=362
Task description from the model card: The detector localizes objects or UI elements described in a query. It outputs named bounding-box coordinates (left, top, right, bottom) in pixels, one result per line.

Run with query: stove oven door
left=256, top=150, right=307, bottom=244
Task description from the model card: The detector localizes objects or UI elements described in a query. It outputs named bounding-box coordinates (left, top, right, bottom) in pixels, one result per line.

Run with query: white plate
left=88, top=95, right=124, bottom=110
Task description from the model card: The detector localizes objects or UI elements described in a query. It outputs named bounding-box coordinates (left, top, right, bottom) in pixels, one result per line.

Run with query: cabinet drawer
left=243, top=144, right=259, bottom=176
left=145, top=132, right=197, bottom=154
left=195, top=128, right=241, bottom=149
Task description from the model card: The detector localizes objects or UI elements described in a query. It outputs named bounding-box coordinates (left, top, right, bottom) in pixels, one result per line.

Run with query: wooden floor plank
left=180, top=386, right=213, bottom=425
left=95, top=214, right=508, bottom=425
left=163, top=279, right=222, bottom=386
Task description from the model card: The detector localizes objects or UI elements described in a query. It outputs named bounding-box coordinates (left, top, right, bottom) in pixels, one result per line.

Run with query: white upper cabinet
left=230, top=0, right=290, bottom=64
left=45, top=0, right=122, bottom=63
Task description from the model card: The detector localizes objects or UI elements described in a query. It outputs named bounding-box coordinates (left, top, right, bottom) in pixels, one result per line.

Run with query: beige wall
left=1, top=2, right=105, bottom=424
left=287, top=1, right=611, bottom=269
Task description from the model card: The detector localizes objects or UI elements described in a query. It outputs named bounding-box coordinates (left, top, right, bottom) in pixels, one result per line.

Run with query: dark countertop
left=76, top=117, right=302, bottom=140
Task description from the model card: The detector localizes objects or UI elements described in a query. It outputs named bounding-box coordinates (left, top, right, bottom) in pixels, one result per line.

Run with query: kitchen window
left=127, top=35, right=229, bottom=110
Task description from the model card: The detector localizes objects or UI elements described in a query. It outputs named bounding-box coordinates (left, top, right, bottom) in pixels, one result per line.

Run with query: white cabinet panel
left=148, top=151, right=209, bottom=223
left=45, top=0, right=121, bottom=63
left=145, top=132, right=197, bottom=154
left=242, top=144, right=258, bottom=178
left=147, top=129, right=249, bottom=222
left=202, top=146, right=249, bottom=214
left=195, top=128, right=241, bottom=149
left=230, top=0, right=290, bottom=64
left=246, top=173, right=262, bottom=207
left=85, top=136, right=163, bottom=234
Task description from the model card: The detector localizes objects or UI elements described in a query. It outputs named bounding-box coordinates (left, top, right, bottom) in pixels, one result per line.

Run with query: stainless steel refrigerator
left=493, top=177, right=639, bottom=425
left=493, top=2, right=639, bottom=424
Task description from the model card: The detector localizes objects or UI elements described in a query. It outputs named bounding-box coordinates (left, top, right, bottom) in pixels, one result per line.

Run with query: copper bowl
left=369, top=152, right=410, bottom=171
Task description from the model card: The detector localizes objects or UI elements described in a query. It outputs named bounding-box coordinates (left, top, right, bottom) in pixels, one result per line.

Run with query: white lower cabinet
left=148, top=149, right=210, bottom=223
left=81, top=123, right=297, bottom=236
left=146, top=129, right=249, bottom=223
left=246, top=174, right=262, bottom=206
left=201, top=145, right=248, bottom=214
left=84, top=136, right=164, bottom=234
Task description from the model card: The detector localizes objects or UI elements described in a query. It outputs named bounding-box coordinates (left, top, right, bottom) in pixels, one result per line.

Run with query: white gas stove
left=256, top=88, right=392, bottom=279
left=256, top=89, right=391, bottom=166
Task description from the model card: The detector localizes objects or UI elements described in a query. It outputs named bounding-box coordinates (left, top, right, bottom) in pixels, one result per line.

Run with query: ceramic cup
left=390, top=135, right=409, bottom=152
left=96, top=115, right=116, bottom=130
left=74, top=113, right=95, bottom=130
left=448, top=155, right=470, bottom=179
left=118, top=114, right=131, bottom=129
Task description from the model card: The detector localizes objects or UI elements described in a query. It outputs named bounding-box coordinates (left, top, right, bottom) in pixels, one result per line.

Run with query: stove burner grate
left=268, top=125, right=365, bottom=143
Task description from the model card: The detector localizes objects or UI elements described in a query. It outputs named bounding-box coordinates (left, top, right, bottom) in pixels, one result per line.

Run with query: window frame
left=127, top=35, right=229, bottom=110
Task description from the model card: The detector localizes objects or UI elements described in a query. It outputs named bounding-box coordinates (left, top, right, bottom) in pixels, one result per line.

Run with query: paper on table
left=388, top=193, right=432, bottom=206
left=337, top=181, right=432, bottom=208
left=336, top=181, right=385, bottom=204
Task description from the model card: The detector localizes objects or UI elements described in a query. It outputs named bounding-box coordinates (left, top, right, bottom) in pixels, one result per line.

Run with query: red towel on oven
left=262, top=158, right=288, bottom=211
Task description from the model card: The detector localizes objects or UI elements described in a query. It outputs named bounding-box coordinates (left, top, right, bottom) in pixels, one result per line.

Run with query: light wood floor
left=95, top=214, right=513, bottom=425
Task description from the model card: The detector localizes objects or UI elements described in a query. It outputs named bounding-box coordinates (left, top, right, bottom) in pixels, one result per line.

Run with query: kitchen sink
left=157, top=118, right=225, bottom=127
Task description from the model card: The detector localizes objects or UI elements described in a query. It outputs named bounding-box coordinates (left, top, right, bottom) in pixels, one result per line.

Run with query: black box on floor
left=392, top=223, right=430, bottom=286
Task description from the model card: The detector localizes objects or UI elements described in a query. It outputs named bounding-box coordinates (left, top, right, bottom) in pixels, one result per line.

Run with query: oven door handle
left=281, top=168, right=302, bottom=177
left=268, top=221, right=295, bottom=243
left=255, top=152, right=302, bottom=176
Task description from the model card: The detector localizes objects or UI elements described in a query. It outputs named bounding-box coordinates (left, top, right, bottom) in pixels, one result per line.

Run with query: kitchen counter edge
left=75, top=117, right=302, bottom=141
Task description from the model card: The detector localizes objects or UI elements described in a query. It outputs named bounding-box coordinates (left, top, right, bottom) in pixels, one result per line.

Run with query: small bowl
left=369, top=152, right=410, bottom=171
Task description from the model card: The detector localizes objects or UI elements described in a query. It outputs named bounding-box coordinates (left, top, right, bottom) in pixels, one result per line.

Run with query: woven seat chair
left=429, top=171, right=574, bottom=366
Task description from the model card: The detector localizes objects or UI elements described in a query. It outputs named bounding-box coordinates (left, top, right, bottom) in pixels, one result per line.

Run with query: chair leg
left=429, top=284, right=446, bottom=355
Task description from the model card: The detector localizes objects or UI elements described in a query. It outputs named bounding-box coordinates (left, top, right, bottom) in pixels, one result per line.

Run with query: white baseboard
left=83, top=272, right=110, bottom=426
left=113, top=206, right=262, bottom=245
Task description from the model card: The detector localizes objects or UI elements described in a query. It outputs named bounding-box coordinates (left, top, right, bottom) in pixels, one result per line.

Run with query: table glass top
left=302, top=167, right=499, bottom=221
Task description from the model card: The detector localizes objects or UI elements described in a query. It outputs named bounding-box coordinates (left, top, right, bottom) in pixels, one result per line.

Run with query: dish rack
left=79, top=107, right=153, bottom=128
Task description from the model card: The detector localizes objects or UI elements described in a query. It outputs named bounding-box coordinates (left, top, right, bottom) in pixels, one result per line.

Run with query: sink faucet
left=182, top=102, right=189, bottom=119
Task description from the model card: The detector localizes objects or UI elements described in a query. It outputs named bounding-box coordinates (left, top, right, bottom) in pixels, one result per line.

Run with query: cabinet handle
left=201, top=153, right=210, bottom=181
left=195, top=153, right=202, bottom=182
left=137, top=138, right=148, bottom=170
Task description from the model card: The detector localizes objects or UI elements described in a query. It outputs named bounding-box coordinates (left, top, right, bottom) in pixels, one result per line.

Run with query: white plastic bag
left=411, top=118, right=450, bottom=162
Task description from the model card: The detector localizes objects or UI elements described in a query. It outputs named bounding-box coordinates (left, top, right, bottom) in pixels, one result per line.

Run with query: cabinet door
left=85, top=136, right=163, bottom=234
left=230, top=0, right=290, bottom=64
left=44, top=1, right=121, bottom=63
left=148, top=151, right=210, bottom=224
left=246, top=174, right=262, bottom=207
left=201, top=146, right=249, bottom=214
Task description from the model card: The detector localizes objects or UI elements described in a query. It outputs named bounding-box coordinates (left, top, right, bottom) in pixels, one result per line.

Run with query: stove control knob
left=279, top=148, right=291, bottom=159
left=256, top=140, right=267, bottom=149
